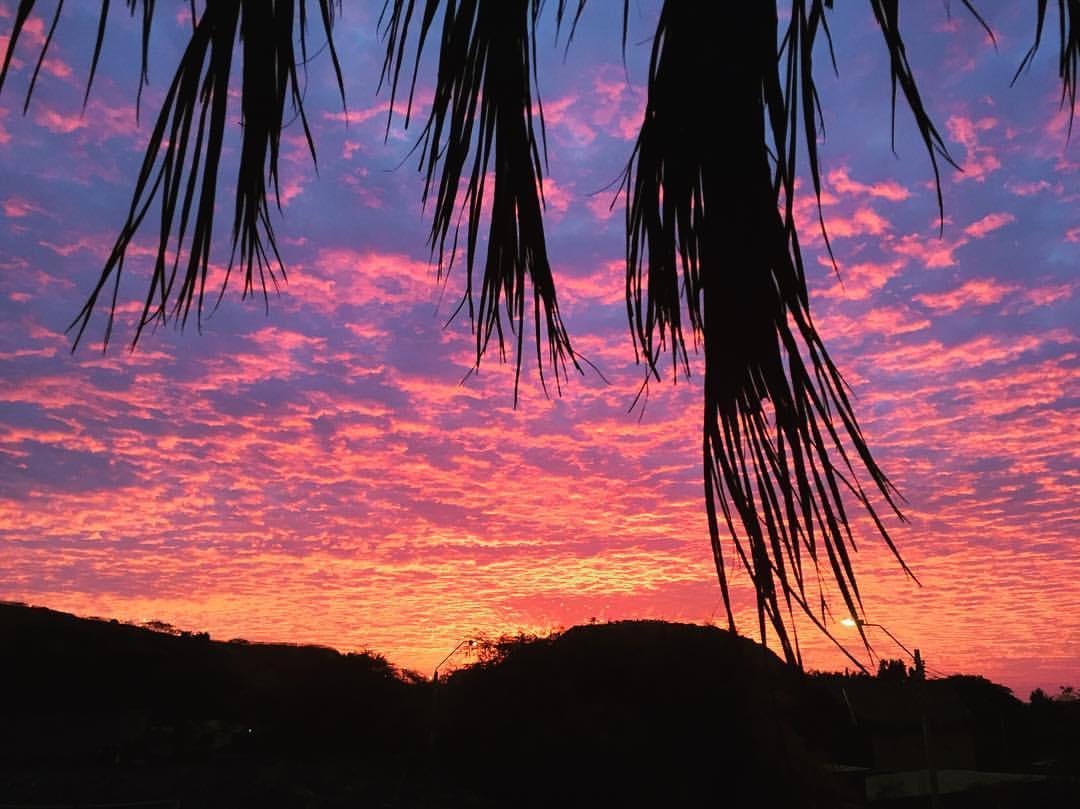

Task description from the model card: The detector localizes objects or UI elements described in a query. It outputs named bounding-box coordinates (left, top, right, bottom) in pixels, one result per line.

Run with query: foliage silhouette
left=4, top=604, right=1080, bottom=806
left=430, top=621, right=846, bottom=807
left=876, top=656, right=910, bottom=682
left=1, top=2, right=1077, bottom=662
left=1, top=602, right=424, bottom=764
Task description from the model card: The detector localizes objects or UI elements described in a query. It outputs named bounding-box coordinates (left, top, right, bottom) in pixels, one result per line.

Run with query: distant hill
left=1, top=602, right=425, bottom=761
left=431, top=620, right=847, bottom=807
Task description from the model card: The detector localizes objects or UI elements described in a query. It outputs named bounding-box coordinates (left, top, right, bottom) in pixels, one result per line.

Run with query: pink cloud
left=40, top=54, right=71, bottom=81
left=340, top=168, right=384, bottom=209
left=555, top=259, right=624, bottom=309
left=322, top=93, right=432, bottom=136
left=817, top=258, right=906, bottom=301
left=914, top=278, right=1016, bottom=313
left=277, top=175, right=307, bottom=207
left=586, top=189, right=621, bottom=223
left=541, top=177, right=572, bottom=219
left=791, top=181, right=839, bottom=225
left=0, top=16, right=73, bottom=84
left=29, top=98, right=138, bottom=143
left=6, top=14, right=45, bottom=46
left=33, top=107, right=86, bottom=134
left=868, top=330, right=1071, bottom=375
left=1006, top=180, right=1055, bottom=197
left=588, top=65, right=645, bottom=141
left=323, top=103, right=393, bottom=127
left=541, top=95, right=597, bottom=147
left=890, top=212, right=1012, bottom=271
left=892, top=232, right=962, bottom=269
left=342, top=140, right=362, bottom=160
left=1018, top=282, right=1075, bottom=309
left=1042, top=100, right=1080, bottom=144
left=827, top=167, right=910, bottom=201
left=2, top=196, right=44, bottom=218
left=946, top=114, right=1001, bottom=182
left=963, top=212, right=1015, bottom=239
left=824, top=207, right=890, bottom=238
left=288, top=249, right=436, bottom=314
left=817, top=305, right=930, bottom=341
left=39, top=235, right=106, bottom=257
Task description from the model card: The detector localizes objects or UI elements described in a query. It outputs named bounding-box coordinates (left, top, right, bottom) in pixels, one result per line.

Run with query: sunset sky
left=0, top=3, right=1077, bottom=697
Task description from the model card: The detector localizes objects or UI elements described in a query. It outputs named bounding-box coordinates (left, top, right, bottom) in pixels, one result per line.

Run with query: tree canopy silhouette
left=1, top=1, right=1075, bottom=665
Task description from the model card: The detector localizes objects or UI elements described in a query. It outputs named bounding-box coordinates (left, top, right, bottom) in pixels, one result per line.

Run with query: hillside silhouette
left=3, top=601, right=424, bottom=753
left=3, top=603, right=1078, bottom=807
left=429, top=621, right=843, bottom=806
left=2, top=602, right=428, bottom=806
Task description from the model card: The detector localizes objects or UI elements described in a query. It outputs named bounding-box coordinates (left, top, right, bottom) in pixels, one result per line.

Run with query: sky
left=0, top=3, right=1077, bottom=697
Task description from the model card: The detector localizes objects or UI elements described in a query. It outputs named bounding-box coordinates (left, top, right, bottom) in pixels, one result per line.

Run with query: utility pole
left=859, top=622, right=938, bottom=809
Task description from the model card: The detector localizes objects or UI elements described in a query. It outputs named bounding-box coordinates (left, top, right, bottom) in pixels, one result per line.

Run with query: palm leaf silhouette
left=1, top=0, right=344, bottom=346
left=378, top=0, right=578, bottom=401
left=2, top=1, right=1074, bottom=662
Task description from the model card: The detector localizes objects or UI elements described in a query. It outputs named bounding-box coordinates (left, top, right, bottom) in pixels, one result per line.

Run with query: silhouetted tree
left=876, top=657, right=909, bottom=683
left=1, top=2, right=1075, bottom=663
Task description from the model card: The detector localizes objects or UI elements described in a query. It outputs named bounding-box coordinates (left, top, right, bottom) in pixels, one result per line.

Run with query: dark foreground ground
left=2, top=602, right=1078, bottom=808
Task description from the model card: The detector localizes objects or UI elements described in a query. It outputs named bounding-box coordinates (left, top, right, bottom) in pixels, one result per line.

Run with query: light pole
left=432, top=637, right=476, bottom=683
left=850, top=619, right=925, bottom=679
left=428, top=637, right=477, bottom=751
left=843, top=617, right=937, bottom=808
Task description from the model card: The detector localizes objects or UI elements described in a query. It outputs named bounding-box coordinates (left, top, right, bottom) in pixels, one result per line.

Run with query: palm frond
left=1012, top=0, right=1080, bottom=139
left=379, top=0, right=578, bottom=402
left=83, top=0, right=157, bottom=112
left=0, top=1, right=342, bottom=347
left=868, top=0, right=960, bottom=230
left=622, top=1, right=922, bottom=664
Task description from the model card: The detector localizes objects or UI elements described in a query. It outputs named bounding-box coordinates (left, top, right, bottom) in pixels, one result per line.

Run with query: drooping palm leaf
left=379, top=0, right=578, bottom=400
left=1014, top=0, right=1080, bottom=138
left=868, top=0, right=961, bottom=229
left=620, top=1, right=908, bottom=665
left=0, top=0, right=342, bottom=346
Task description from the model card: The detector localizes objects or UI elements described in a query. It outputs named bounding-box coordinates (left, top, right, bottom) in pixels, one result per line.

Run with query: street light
left=843, top=616, right=937, bottom=808
left=850, top=618, right=920, bottom=672
left=432, top=637, right=476, bottom=682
